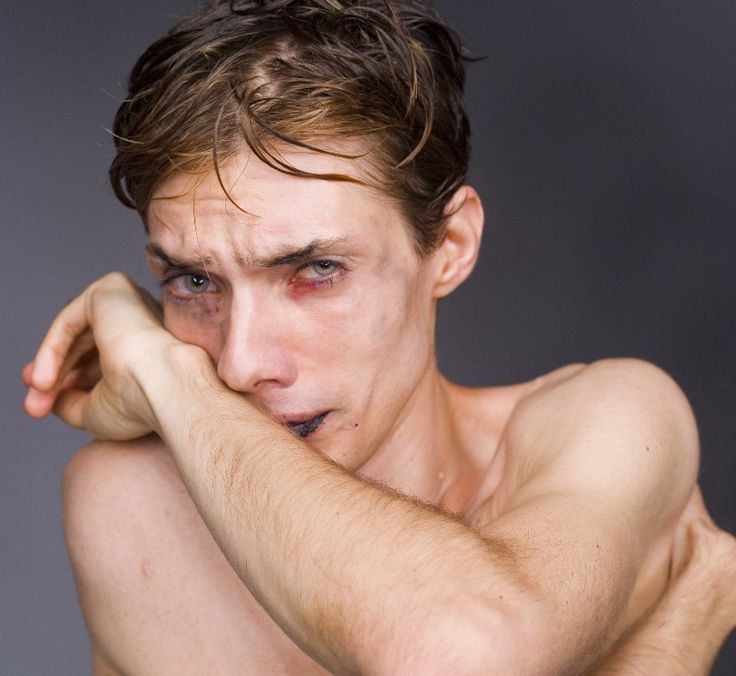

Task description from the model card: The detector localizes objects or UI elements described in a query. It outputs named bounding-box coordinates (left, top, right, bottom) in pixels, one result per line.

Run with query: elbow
left=370, top=605, right=539, bottom=676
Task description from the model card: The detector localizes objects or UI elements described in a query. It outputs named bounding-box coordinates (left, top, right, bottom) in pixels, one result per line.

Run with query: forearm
left=139, top=346, right=514, bottom=673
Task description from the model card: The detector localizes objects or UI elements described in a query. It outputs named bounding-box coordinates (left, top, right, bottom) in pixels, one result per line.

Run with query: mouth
left=285, top=412, right=330, bottom=438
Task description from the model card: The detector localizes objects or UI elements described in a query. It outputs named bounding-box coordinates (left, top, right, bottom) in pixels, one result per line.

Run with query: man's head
left=115, top=0, right=484, bottom=468
left=109, top=0, right=470, bottom=254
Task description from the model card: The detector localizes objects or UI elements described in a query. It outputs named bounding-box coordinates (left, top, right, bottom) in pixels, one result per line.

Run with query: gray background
left=2, top=1, right=734, bottom=673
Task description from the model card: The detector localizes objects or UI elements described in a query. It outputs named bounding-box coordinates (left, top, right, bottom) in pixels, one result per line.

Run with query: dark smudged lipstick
left=286, top=412, right=329, bottom=438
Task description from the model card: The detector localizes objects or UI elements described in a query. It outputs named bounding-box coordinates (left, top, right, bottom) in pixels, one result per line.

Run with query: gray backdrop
left=3, top=1, right=734, bottom=673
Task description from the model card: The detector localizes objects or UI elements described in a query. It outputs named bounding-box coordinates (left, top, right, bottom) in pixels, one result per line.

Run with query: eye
left=308, top=261, right=338, bottom=277
left=182, top=273, right=211, bottom=294
left=295, top=260, right=341, bottom=280
left=160, top=272, right=217, bottom=303
left=291, top=259, right=347, bottom=290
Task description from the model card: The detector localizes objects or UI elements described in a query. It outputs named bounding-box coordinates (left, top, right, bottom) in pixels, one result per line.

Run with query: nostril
left=216, top=345, right=297, bottom=393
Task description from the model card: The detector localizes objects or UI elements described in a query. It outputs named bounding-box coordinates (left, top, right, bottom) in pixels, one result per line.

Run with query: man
left=23, top=1, right=735, bottom=673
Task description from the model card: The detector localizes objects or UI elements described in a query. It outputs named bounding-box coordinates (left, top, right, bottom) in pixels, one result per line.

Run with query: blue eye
left=291, top=259, right=347, bottom=290
left=311, top=261, right=337, bottom=276
left=183, top=274, right=210, bottom=293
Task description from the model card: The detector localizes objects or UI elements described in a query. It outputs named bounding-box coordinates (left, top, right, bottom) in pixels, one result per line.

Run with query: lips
left=285, top=412, right=329, bottom=438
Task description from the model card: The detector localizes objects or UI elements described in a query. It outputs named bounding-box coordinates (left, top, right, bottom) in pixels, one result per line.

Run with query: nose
left=216, top=292, right=298, bottom=394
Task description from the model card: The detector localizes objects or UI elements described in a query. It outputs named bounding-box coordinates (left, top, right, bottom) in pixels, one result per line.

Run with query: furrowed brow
left=145, top=243, right=210, bottom=270
left=253, top=238, right=353, bottom=268
left=146, top=237, right=353, bottom=271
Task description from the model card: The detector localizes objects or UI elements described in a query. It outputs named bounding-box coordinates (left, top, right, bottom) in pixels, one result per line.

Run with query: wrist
left=132, top=339, right=220, bottom=435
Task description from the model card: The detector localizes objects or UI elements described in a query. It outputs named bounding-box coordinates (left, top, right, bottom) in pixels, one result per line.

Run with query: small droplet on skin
left=438, top=471, right=446, bottom=481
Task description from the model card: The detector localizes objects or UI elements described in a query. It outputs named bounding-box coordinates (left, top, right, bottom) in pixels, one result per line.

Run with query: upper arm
left=479, top=359, right=699, bottom=673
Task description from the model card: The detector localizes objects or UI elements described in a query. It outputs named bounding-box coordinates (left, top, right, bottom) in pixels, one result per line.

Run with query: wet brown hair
left=109, top=0, right=470, bottom=254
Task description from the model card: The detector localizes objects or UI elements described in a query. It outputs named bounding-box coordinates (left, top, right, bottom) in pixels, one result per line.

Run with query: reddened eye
left=293, top=260, right=344, bottom=284
left=290, top=260, right=347, bottom=290
left=310, top=261, right=337, bottom=277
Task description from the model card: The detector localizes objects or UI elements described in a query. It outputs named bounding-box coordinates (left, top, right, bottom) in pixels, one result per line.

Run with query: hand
left=668, top=485, right=736, bottom=628
left=23, top=272, right=182, bottom=440
left=592, top=485, right=736, bottom=675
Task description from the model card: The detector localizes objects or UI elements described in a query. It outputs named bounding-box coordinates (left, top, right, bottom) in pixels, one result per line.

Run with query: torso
left=271, top=363, right=677, bottom=669
left=93, top=364, right=682, bottom=674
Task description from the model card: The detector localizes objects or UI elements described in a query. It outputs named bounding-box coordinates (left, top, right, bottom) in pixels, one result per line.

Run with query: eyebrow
left=146, top=237, right=354, bottom=270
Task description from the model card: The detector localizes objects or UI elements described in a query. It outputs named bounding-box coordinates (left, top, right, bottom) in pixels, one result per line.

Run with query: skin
left=593, top=486, right=736, bottom=675
left=24, top=148, right=736, bottom=674
left=144, top=151, right=463, bottom=487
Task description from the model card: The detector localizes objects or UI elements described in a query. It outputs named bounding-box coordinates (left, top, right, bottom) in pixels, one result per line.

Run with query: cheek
left=163, top=303, right=224, bottom=359
left=333, top=274, right=429, bottom=365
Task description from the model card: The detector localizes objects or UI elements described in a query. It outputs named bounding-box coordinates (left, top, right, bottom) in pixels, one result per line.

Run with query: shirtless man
left=23, top=1, right=736, bottom=673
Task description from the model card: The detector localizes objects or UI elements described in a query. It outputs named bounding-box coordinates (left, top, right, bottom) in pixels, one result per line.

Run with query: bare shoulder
left=67, top=433, right=168, bottom=466
left=519, top=358, right=697, bottom=420
left=461, top=360, right=702, bottom=664
left=459, top=358, right=699, bottom=508
left=484, top=357, right=700, bottom=548
left=497, top=357, right=696, bottom=421
left=63, top=434, right=182, bottom=518
left=65, top=433, right=169, bottom=475
left=507, top=358, right=698, bottom=459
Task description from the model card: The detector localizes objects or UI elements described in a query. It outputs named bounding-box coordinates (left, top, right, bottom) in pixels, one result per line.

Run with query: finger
left=31, top=292, right=90, bottom=391
left=61, top=360, right=102, bottom=392
left=24, top=345, right=101, bottom=419
left=21, top=361, right=34, bottom=386
left=24, top=386, right=58, bottom=418
left=56, top=331, right=97, bottom=387
left=682, top=484, right=718, bottom=530
left=53, top=388, right=88, bottom=430
left=55, top=383, right=151, bottom=441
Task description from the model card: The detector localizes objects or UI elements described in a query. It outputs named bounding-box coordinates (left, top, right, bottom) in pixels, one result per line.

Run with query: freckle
left=646, top=446, right=650, bottom=452
left=140, top=558, right=154, bottom=581
left=354, top=423, right=359, bottom=428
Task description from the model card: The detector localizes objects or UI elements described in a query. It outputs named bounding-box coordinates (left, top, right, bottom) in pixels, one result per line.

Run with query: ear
left=431, top=186, right=484, bottom=298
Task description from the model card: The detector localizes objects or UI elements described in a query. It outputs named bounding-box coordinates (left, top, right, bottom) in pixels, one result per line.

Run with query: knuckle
left=94, top=271, right=132, bottom=294
left=104, top=271, right=129, bottom=285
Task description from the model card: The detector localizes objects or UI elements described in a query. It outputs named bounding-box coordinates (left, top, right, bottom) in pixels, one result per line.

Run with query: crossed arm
left=592, top=484, right=736, bottom=675
left=24, top=273, right=736, bottom=674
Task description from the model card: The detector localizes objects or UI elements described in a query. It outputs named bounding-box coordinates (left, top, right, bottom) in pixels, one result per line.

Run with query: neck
left=356, top=362, right=483, bottom=515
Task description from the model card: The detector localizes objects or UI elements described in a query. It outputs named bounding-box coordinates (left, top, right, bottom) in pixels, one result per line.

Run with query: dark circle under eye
left=184, top=274, right=209, bottom=293
left=313, top=261, right=336, bottom=276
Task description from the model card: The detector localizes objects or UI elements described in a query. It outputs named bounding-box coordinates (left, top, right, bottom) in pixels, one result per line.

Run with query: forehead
left=146, top=148, right=414, bottom=258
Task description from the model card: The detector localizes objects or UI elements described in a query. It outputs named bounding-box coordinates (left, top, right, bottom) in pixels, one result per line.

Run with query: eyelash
left=291, top=260, right=347, bottom=289
left=159, top=259, right=348, bottom=303
left=159, top=271, right=217, bottom=306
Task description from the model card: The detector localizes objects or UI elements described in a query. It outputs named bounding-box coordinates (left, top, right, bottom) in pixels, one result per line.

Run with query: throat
left=356, top=377, right=486, bottom=517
